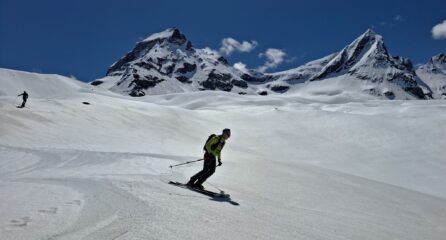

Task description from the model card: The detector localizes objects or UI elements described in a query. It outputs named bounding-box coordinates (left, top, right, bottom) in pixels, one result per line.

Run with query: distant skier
left=17, top=91, right=28, bottom=108
left=187, top=128, right=231, bottom=190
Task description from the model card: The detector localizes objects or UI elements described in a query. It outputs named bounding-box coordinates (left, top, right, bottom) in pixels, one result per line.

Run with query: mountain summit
left=107, top=28, right=193, bottom=77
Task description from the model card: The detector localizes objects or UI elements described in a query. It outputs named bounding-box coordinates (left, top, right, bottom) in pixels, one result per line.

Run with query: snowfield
left=1, top=68, right=446, bottom=240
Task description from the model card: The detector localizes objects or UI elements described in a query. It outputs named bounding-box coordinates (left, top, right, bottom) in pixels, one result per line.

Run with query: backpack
left=203, top=134, right=225, bottom=152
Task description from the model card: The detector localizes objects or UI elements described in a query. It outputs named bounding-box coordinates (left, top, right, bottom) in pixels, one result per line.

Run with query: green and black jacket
left=205, top=135, right=225, bottom=161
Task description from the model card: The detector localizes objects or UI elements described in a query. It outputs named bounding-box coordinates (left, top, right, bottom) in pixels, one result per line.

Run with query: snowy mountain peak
left=343, top=29, right=388, bottom=63
left=272, top=29, right=429, bottom=99
left=142, top=28, right=182, bottom=42
left=418, top=53, right=446, bottom=74
left=416, top=53, right=446, bottom=99
left=430, top=53, right=446, bottom=69
left=352, top=29, right=382, bottom=47
left=99, top=27, right=245, bottom=96
left=106, top=28, right=194, bottom=77
left=140, top=27, right=191, bottom=48
left=362, top=28, right=377, bottom=37
left=432, top=53, right=446, bottom=63
left=310, top=30, right=389, bottom=81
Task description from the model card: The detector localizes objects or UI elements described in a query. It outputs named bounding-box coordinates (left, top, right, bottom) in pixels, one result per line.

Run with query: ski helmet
left=222, top=128, right=231, bottom=136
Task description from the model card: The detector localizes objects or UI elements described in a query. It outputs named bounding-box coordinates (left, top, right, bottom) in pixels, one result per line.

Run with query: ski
left=169, top=181, right=230, bottom=198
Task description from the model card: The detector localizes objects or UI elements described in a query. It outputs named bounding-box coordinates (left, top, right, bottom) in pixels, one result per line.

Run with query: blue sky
left=0, top=0, right=445, bottom=81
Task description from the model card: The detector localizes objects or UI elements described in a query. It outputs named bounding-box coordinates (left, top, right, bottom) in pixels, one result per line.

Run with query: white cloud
left=233, top=62, right=249, bottom=73
left=432, top=20, right=446, bottom=39
left=219, top=38, right=258, bottom=56
left=394, top=15, right=404, bottom=22
left=202, top=47, right=220, bottom=56
left=257, top=48, right=287, bottom=73
left=376, top=15, right=405, bottom=28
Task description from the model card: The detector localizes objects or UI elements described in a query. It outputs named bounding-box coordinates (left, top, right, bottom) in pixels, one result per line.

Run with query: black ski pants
left=190, top=152, right=216, bottom=185
left=20, top=98, right=27, bottom=108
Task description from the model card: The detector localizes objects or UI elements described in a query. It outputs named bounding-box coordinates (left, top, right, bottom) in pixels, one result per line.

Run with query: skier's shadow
left=204, top=183, right=240, bottom=205
left=209, top=196, right=240, bottom=206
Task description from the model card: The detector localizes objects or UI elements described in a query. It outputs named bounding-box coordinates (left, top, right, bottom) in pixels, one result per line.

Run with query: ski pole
left=169, top=159, right=203, bottom=168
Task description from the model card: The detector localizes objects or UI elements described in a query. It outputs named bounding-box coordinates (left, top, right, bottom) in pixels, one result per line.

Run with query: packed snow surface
left=1, top=68, right=446, bottom=240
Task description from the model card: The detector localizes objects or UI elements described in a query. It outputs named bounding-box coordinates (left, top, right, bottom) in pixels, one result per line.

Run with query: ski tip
left=168, top=181, right=182, bottom=185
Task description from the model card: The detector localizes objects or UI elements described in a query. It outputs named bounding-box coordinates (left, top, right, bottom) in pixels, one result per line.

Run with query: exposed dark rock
left=364, top=88, right=381, bottom=96
left=90, top=80, right=103, bottom=86
left=394, top=56, right=413, bottom=70
left=218, top=56, right=229, bottom=65
left=312, top=50, right=348, bottom=81
left=261, top=75, right=274, bottom=82
left=270, top=85, right=290, bottom=93
left=135, top=61, right=157, bottom=70
left=107, top=40, right=159, bottom=75
left=404, top=87, right=426, bottom=99
left=175, top=76, right=192, bottom=83
left=168, top=28, right=188, bottom=45
left=176, top=63, right=197, bottom=74
left=201, top=79, right=233, bottom=91
left=241, top=74, right=263, bottom=82
left=344, top=34, right=373, bottom=68
left=129, top=91, right=145, bottom=97
left=232, top=79, right=248, bottom=89
left=201, top=70, right=233, bottom=91
left=258, top=91, right=268, bottom=96
left=164, top=64, right=176, bottom=75
left=383, top=91, right=395, bottom=99
left=200, top=80, right=216, bottom=90
left=127, top=74, right=165, bottom=96
left=186, top=41, right=193, bottom=51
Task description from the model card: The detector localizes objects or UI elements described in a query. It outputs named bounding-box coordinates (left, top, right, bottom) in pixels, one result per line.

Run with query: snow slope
left=0, top=68, right=90, bottom=98
left=1, top=70, right=446, bottom=240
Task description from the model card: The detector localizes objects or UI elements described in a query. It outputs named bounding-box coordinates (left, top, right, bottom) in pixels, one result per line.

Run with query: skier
left=17, top=91, right=28, bottom=108
left=187, top=128, right=231, bottom=190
